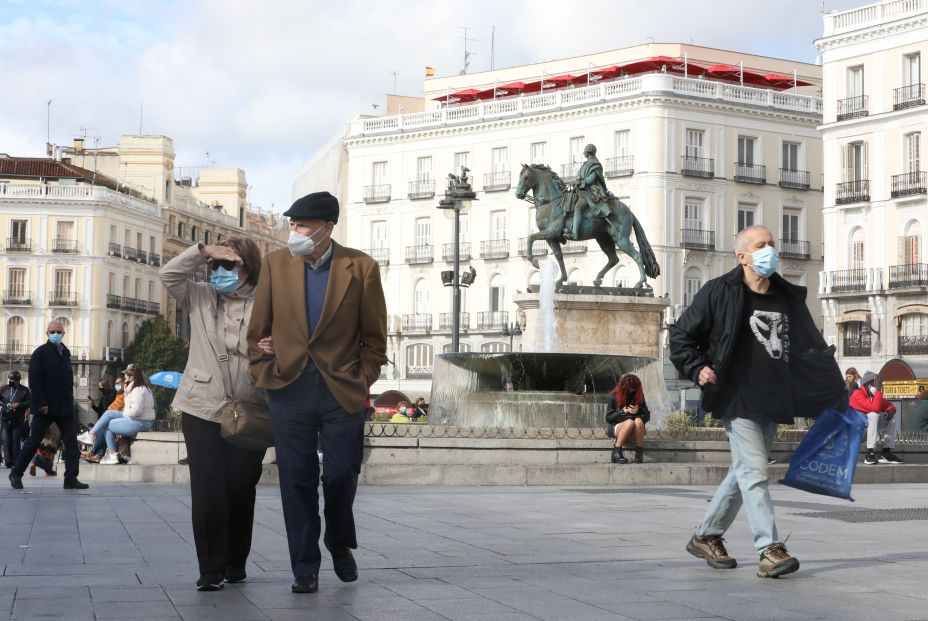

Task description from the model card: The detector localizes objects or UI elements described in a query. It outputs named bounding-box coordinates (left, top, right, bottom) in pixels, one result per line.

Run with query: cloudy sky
left=1, top=0, right=863, bottom=212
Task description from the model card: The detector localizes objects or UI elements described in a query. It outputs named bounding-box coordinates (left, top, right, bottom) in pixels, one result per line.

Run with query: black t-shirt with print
left=716, top=283, right=795, bottom=424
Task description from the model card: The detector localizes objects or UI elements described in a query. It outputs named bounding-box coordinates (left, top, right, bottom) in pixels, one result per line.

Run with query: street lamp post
left=438, top=167, right=477, bottom=353
left=502, top=321, right=522, bottom=352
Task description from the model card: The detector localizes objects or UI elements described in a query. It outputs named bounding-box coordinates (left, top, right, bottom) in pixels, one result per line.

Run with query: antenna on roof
left=459, top=26, right=477, bottom=74
left=139, top=101, right=143, bottom=135
left=490, top=26, right=495, bottom=71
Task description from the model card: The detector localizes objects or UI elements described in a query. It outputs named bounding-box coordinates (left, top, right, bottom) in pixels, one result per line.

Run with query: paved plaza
left=1, top=479, right=928, bottom=620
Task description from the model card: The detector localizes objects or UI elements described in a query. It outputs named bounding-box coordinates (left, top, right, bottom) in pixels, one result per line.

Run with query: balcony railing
left=405, top=245, right=433, bottom=265
left=899, top=334, right=928, bottom=356
left=889, top=263, right=928, bottom=288
left=439, top=312, right=470, bottom=331
left=604, top=155, right=634, bottom=178
left=48, top=290, right=77, bottom=306
left=442, top=242, right=471, bottom=262
left=680, top=228, right=715, bottom=251
left=561, top=241, right=587, bottom=254
left=560, top=162, right=581, bottom=183
left=148, top=253, right=161, bottom=267
left=402, top=314, right=432, bottom=333
left=408, top=179, right=435, bottom=200
left=480, top=239, right=509, bottom=259
left=483, top=171, right=511, bottom=192
left=138, top=249, right=148, bottom=264
left=681, top=156, right=714, bottom=178
left=780, top=239, right=811, bottom=260
left=147, top=301, right=160, bottom=315
left=107, top=242, right=122, bottom=257
left=6, top=238, right=30, bottom=252
left=52, top=238, right=78, bottom=253
left=837, top=95, right=868, bottom=121
left=894, top=83, right=925, bottom=111
left=363, top=184, right=391, bottom=204
left=406, top=365, right=433, bottom=379
left=518, top=237, right=549, bottom=257
left=836, top=180, right=870, bottom=204
left=477, top=311, right=508, bottom=331
left=123, top=246, right=140, bottom=262
left=830, top=268, right=868, bottom=292
left=106, top=294, right=123, bottom=309
left=102, top=347, right=124, bottom=362
left=779, top=168, right=811, bottom=190
left=2, top=290, right=31, bottom=305
left=366, top=247, right=390, bottom=266
left=891, top=171, right=927, bottom=198
left=734, top=163, right=766, bottom=184
left=0, top=344, right=30, bottom=359
left=843, top=336, right=871, bottom=357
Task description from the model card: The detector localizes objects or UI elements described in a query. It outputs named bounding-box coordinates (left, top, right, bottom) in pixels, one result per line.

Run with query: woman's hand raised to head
left=200, top=244, right=243, bottom=265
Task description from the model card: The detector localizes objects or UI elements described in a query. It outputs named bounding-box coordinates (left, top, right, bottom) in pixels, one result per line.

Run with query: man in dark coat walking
left=9, top=321, right=88, bottom=490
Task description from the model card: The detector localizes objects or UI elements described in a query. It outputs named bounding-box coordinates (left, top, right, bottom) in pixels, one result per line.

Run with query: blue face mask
left=750, top=245, right=779, bottom=279
left=210, top=266, right=241, bottom=293
left=48, top=333, right=63, bottom=345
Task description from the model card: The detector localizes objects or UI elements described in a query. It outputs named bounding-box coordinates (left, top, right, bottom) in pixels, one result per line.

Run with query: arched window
left=414, top=278, right=430, bottom=315
left=567, top=268, right=582, bottom=286
left=902, top=220, right=922, bottom=264
left=6, top=317, right=25, bottom=352
left=899, top=312, right=928, bottom=355
left=442, top=342, right=472, bottom=353
left=481, top=342, right=509, bottom=353
left=489, top=274, right=505, bottom=312
left=850, top=227, right=866, bottom=270
left=405, top=344, right=433, bottom=378
left=121, top=322, right=130, bottom=348
left=684, top=267, right=703, bottom=307
left=614, top=263, right=632, bottom=288
left=528, top=271, right=541, bottom=290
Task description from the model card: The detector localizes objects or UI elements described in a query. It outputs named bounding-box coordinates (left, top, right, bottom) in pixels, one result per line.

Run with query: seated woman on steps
left=605, top=373, right=650, bottom=464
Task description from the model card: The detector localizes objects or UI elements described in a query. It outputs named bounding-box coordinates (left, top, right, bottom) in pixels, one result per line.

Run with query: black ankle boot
left=611, top=448, right=628, bottom=464
left=634, top=447, right=643, bottom=463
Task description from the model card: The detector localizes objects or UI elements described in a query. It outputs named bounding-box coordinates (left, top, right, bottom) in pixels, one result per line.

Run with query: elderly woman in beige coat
left=160, top=237, right=268, bottom=592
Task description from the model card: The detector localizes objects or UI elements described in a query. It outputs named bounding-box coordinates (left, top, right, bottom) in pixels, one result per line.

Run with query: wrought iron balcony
left=483, top=171, right=511, bottom=192
left=107, top=242, right=122, bottom=256
left=734, top=163, right=766, bottom=184
left=894, top=84, right=925, bottom=111
left=6, top=238, right=30, bottom=252
left=780, top=239, right=811, bottom=260
left=406, top=365, right=433, bottom=379
left=837, top=95, right=868, bottom=121
left=138, top=249, right=148, bottom=264
left=2, top=290, right=31, bottom=305
left=477, top=311, right=508, bottom=331
left=442, top=242, right=471, bottom=262
left=680, top=228, right=715, bottom=251
left=480, top=239, right=509, bottom=259
left=830, top=268, right=868, bottom=293
left=106, top=294, right=123, bottom=309
left=439, top=312, right=470, bottom=331
left=123, top=246, right=140, bottom=262
left=147, top=301, right=160, bottom=315
left=408, top=179, right=435, bottom=200
left=122, top=298, right=140, bottom=313
left=560, top=163, right=581, bottom=184
left=518, top=237, right=549, bottom=257
left=604, top=155, right=634, bottom=178
left=836, top=180, right=870, bottom=204
left=363, top=184, right=391, bottom=204
left=52, top=238, right=78, bottom=253
left=891, top=171, right=927, bottom=198
left=681, top=155, right=714, bottom=178
left=366, top=247, right=390, bottom=266
left=779, top=168, right=810, bottom=190
left=48, top=290, right=77, bottom=306
left=405, top=245, right=433, bottom=265
left=102, top=347, right=124, bottom=362
left=899, top=334, right=928, bottom=356
left=0, top=344, right=30, bottom=359
left=148, top=253, right=161, bottom=267
left=561, top=241, right=587, bottom=254
left=843, top=335, right=871, bottom=357
left=402, top=313, right=432, bottom=333
left=889, top=263, right=928, bottom=288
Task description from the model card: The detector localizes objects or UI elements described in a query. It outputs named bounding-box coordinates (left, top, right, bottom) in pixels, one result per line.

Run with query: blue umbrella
left=148, top=371, right=183, bottom=389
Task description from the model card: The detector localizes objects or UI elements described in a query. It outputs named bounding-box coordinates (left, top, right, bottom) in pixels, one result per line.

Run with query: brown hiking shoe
left=757, top=543, right=799, bottom=578
left=686, top=533, right=737, bottom=569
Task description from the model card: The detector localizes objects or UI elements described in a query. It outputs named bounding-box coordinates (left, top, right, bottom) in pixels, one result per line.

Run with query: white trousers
left=866, top=411, right=897, bottom=450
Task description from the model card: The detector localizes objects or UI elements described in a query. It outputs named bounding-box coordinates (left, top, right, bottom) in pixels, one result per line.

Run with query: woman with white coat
left=100, top=366, right=155, bottom=464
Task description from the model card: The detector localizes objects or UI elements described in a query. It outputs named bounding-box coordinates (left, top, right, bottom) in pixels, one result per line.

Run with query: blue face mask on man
left=210, top=266, right=241, bottom=293
left=48, top=332, right=64, bottom=345
left=750, top=245, right=780, bottom=279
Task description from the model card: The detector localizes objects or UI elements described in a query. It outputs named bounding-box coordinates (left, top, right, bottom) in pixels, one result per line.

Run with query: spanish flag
left=425, top=66, right=435, bottom=77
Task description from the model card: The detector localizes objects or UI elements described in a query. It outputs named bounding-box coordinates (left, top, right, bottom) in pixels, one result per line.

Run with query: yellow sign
left=882, top=380, right=928, bottom=399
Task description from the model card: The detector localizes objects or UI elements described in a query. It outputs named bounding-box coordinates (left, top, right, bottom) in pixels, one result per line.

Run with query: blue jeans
left=105, top=418, right=152, bottom=453
left=91, top=410, right=123, bottom=455
left=698, top=417, right=780, bottom=552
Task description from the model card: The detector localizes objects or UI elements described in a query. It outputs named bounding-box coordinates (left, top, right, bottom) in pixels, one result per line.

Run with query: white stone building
left=816, top=1, right=928, bottom=382
left=295, top=43, right=825, bottom=397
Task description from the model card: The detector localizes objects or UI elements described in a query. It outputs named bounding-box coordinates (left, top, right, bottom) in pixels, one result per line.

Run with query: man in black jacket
left=0, top=371, right=30, bottom=467
left=9, top=321, right=88, bottom=490
left=670, top=225, right=842, bottom=579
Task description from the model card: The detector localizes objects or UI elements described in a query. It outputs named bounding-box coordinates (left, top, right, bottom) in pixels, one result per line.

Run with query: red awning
left=541, top=74, right=575, bottom=89
left=433, top=88, right=483, bottom=103
left=590, top=65, right=621, bottom=82
left=705, top=64, right=767, bottom=86
left=762, top=73, right=813, bottom=89
left=620, top=56, right=686, bottom=75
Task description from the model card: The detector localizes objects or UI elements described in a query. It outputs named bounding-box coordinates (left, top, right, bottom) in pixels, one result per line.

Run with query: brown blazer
left=247, top=241, right=388, bottom=413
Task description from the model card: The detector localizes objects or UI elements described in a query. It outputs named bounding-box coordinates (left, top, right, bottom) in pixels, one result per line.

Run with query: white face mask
left=287, top=225, right=326, bottom=257
left=868, top=385, right=877, bottom=396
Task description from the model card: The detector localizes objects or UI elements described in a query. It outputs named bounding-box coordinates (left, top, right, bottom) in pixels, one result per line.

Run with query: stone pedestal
left=513, top=291, right=669, bottom=358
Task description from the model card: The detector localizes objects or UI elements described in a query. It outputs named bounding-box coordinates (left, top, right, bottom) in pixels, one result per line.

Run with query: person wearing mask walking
left=0, top=371, right=30, bottom=468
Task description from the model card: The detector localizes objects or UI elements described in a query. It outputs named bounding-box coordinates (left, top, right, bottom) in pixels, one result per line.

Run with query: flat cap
left=283, top=191, right=339, bottom=223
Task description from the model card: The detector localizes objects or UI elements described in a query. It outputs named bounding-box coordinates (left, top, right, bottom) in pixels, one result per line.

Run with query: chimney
left=73, top=137, right=84, bottom=152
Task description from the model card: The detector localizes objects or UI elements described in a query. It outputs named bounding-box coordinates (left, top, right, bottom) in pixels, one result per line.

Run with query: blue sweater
left=304, top=254, right=332, bottom=339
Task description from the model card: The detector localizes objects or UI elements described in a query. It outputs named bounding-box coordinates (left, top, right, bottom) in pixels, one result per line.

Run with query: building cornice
left=816, top=14, right=928, bottom=52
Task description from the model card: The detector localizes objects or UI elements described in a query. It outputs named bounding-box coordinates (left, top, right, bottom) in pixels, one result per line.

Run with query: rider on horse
left=565, top=144, right=613, bottom=240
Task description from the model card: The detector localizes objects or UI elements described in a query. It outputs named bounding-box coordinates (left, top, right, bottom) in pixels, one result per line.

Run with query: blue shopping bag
left=779, top=406, right=867, bottom=501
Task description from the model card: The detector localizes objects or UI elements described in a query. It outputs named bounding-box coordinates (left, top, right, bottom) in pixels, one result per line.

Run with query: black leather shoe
left=9, top=474, right=23, bottom=490
left=291, top=575, right=318, bottom=593
left=63, top=478, right=89, bottom=490
left=325, top=538, right=358, bottom=582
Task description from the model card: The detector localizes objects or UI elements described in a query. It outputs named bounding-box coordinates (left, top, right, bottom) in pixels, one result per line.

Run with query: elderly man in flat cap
left=247, top=191, right=387, bottom=594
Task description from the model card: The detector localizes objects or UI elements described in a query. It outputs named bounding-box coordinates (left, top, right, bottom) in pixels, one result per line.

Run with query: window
left=904, top=132, right=920, bottom=173
left=136, top=232, right=142, bottom=251
left=8, top=268, right=25, bottom=297
left=850, top=228, right=866, bottom=270
left=54, top=270, right=71, bottom=296
left=415, top=217, right=431, bottom=247
left=134, top=278, right=141, bottom=299
left=900, top=313, right=928, bottom=337
left=122, top=275, right=129, bottom=298
left=684, top=267, right=703, bottom=307
left=905, top=53, right=921, bottom=87
left=106, top=321, right=113, bottom=348
left=416, top=156, right=432, bottom=182
left=453, top=152, right=469, bottom=175
left=443, top=342, right=472, bottom=353
left=489, top=274, right=505, bottom=312
left=191, top=225, right=198, bottom=242
left=614, top=264, right=631, bottom=288
left=737, top=136, right=755, bottom=165
left=177, top=221, right=185, bottom=238
left=56, top=220, right=74, bottom=241
left=614, top=130, right=630, bottom=157
left=843, top=142, right=868, bottom=181
left=684, top=200, right=703, bottom=230
left=782, top=142, right=800, bottom=170
left=414, top=279, right=429, bottom=315
left=372, top=161, right=387, bottom=185
left=530, top=142, right=547, bottom=165
left=737, top=204, right=755, bottom=232
left=124, top=229, right=131, bottom=248
left=371, top=221, right=387, bottom=249
left=6, top=317, right=24, bottom=350
left=122, top=322, right=130, bottom=348
left=490, top=211, right=506, bottom=240
left=10, top=220, right=27, bottom=242
left=901, top=220, right=922, bottom=264
left=148, top=281, right=154, bottom=303
left=568, top=136, right=585, bottom=164
left=481, top=342, right=509, bottom=353
left=848, top=65, right=864, bottom=98
left=203, top=230, right=211, bottom=245
left=406, top=343, right=433, bottom=371
left=491, top=147, right=508, bottom=173
left=528, top=271, right=541, bottom=289
left=107, top=273, right=114, bottom=296
left=459, top=213, right=470, bottom=244
left=783, top=209, right=801, bottom=242
left=685, top=129, right=705, bottom=158
left=150, top=236, right=156, bottom=254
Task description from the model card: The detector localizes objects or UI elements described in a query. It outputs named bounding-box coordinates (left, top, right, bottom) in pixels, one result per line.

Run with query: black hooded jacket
left=28, top=341, right=74, bottom=418
left=669, top=266, right=845, bottom=420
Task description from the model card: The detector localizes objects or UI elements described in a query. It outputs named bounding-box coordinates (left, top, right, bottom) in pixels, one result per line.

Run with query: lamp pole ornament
left=438, top=167, right=477, bottom=352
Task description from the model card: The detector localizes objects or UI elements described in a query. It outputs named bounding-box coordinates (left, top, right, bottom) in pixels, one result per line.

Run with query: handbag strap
left=209, top=295, right=235, bottom=402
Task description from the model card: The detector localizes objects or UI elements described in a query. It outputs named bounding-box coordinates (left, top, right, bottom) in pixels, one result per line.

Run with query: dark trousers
left=12, top=414, right=78, bottom=479
left=182, top=413, right=266, bottom=579
left=266, top=366, right=365, bottom=578
left=2, top=419, right=23, bottom=466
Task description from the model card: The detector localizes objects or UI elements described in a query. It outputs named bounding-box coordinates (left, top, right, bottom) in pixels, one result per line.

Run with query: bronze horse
left=514, top=164, right=660, bottom=288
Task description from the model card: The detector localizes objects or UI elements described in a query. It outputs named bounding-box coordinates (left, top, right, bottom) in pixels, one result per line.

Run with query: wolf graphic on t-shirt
left=749, top=310, right=790, bottom=361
